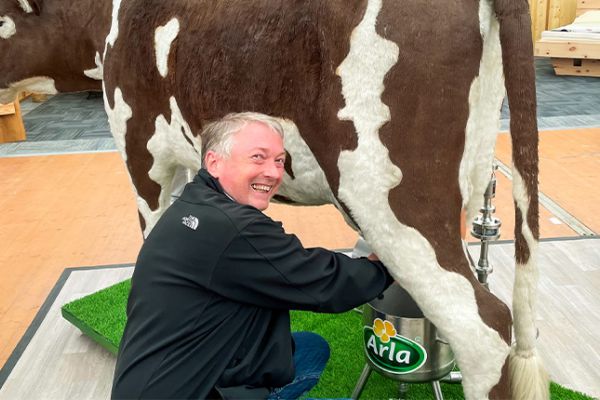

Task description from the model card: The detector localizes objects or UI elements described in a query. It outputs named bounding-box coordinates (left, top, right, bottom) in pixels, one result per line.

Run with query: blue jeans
left=268, top=332, right=330, bottom=400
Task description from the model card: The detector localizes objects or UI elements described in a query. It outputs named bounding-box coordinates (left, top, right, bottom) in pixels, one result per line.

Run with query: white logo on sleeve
left=181, top=215, right=199, bottom=230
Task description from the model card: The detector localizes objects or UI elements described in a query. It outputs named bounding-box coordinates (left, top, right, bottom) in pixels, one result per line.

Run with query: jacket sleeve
left=209, top=216, right=394, bottom=312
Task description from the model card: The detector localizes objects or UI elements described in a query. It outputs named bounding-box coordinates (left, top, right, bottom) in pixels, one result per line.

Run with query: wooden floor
left=0, top=126, right=598, bottom=398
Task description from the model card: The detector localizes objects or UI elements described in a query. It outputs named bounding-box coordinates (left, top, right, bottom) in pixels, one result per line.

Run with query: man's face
left=206, top=122, right=285, bottom=211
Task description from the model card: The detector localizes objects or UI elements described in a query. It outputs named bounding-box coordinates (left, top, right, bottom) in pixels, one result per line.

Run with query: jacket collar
left=195, top=168, right=225, bottom=193
left=188, top=169, right=235, bottom=202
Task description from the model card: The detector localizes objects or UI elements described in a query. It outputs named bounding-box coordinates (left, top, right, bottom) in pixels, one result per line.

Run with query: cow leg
left=329, top=2, right=509, bottom=397
left=338, top=180, right=510, bottom=399
left=104, top=84, right=202, bottom=236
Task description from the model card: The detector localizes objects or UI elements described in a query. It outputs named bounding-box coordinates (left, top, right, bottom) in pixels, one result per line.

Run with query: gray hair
left=201, top=112, right=285, bottom=168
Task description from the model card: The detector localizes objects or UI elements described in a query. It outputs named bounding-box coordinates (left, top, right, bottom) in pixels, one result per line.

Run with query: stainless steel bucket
left=362, top=283, right=455, bottom=383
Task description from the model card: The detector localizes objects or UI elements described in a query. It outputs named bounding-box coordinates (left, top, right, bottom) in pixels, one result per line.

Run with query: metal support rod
left=398, top=382, right=409, bottom=400
left=471, top=164, right=502, bottom=290
left=351, top=364, right=372, bottom=400
left=431, top=380, right=444, bottom=400
left=477, top=240, right=492, bottom=289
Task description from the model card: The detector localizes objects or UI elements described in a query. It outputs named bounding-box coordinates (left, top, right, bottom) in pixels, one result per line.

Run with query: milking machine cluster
left=351, top=165, right=502, bottom=400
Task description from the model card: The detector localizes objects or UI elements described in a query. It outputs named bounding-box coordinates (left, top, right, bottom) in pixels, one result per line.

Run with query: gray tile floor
left=500, top=58, right=600, bottom=130
left=1, top=58, right=598, bottom=158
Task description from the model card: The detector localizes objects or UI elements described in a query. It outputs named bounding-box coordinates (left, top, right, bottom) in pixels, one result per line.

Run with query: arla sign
left=363, top=318, right=427, bottom=374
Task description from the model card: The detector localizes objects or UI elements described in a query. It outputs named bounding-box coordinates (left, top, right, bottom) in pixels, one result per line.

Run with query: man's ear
left=204, top=151, right=221, bottom=177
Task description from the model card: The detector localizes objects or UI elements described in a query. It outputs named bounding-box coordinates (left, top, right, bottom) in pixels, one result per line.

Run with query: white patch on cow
left=459, top=0, right=505, bottom=224
left=84, top=52, right=104, bottom=80
left=0, top=76, right=58, bottom=103
left=154, top=18, right=180, bottom=78
left=0, top=15, right=16, bottom=39
left=145, top=96, right=202, bottom=235
left=335, top=1, right=509, bottom=399
left=106, top=0, right=124, bottom=47
left=276, top=119, right=335, bottom=205
left=17, top=0, right=33, bottom=13
left=103, top=85, right=132, bottom=162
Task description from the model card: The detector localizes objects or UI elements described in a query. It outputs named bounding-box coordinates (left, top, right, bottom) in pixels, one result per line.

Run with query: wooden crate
left=576, top=0, right=600, bottom=15
left=530, top=0, right=578, bottom=42
left=551, top=57, right=600, bottom=76
left=0, top=99, right=27, bottom=143
left=536, top=39, right=600, bottom=58
left=534, top=1, right=600, bottom=77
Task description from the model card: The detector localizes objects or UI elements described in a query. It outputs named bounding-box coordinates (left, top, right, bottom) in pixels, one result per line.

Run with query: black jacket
left=112, top=169, right=393, bottom=399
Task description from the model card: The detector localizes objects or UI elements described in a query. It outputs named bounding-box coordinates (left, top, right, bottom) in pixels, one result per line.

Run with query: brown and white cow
left=0, top=0, right=109, bottom=102
left=1, top=0, right=548, bottom=398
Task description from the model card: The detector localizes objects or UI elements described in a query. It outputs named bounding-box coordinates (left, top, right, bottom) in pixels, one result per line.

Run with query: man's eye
left=275, top=158, right=285, bottom=165
left=252, top=154, right=265, bottom=160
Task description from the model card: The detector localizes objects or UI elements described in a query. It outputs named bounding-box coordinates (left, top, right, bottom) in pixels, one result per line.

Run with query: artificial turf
left=61, top=280, right=594, bottom=400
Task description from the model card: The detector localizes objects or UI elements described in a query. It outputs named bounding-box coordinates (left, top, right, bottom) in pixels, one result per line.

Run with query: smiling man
left=111, top=112, right=393, bottom=400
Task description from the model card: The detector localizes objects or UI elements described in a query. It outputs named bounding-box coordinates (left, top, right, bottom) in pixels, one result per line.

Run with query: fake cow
left=0, top=0, right=548, bottom=398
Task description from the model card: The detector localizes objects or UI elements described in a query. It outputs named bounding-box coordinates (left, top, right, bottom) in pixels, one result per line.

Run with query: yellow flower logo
left=373, top=318, right=397, bottom=343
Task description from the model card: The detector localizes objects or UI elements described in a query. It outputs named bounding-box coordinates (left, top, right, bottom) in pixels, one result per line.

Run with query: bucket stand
left=352, top=364, right=451, bottom=400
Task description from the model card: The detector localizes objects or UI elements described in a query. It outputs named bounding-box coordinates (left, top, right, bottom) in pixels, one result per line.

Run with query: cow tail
left=493, top=1, right=549, bottom=399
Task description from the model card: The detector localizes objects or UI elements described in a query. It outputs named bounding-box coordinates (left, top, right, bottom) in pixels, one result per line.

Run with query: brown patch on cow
left=490, top=356, right=511, bottom=398
left=495, top=0, right=540, bottom=266
left=376, top=0, right=482, bottom=264
left=514, top=204, right=529, bottom=264
left=284, top=150, right=294, bottom=179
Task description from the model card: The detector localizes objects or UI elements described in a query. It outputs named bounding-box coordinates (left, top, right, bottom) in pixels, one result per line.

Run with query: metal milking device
left=470, top=164, right=502, bottom=289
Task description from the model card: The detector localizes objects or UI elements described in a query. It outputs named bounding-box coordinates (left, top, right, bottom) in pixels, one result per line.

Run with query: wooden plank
left=0, top=102, right=16, bottom=116
left=577, top=0, right=600, bottom=10
left=548, top=0, right=578, bottom=30
left=535, top=39, right=600, bottom=58
left=530, top=0, right=550, bottom=42
left=0, top=267, right=134, bottom=400
left=576, top=0, right=600, bottom=14
left=552, top=57, right=600, bottom=76
left=0, top=100, right=26, bottom=143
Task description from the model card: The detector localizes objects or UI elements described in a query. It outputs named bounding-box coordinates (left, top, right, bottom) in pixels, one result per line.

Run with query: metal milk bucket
left=362, top=283, right=455, bottom=382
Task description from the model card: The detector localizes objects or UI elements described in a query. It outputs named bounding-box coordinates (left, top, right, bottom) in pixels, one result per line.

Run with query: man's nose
left=264, top=160, right=283, bottom=179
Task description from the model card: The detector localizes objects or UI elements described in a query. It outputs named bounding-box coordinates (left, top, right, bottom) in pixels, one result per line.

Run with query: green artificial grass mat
left=62, top=280, right=594, bottom=400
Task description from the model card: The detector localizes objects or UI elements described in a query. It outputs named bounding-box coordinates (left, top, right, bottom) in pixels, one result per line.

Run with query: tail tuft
left=509, top=346, right=549, bottom=400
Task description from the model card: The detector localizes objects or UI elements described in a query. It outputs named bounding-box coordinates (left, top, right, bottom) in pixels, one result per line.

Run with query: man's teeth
left=251, top=184, right=272, bottom=193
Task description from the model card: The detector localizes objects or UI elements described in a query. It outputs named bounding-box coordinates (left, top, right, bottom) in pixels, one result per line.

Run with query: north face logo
left=181, top=215, right=199, bottom=230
